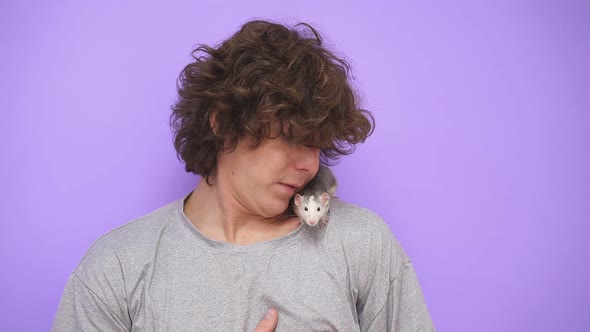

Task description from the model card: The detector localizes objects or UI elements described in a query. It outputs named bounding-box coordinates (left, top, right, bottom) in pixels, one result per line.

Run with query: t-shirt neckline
left=176, top=191, right=309, bottom=253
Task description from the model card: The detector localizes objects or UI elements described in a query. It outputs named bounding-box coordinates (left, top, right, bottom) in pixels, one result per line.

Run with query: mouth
left=278, top=183, right=298, bottom=194
left=280, top=182, right=303, bottom=191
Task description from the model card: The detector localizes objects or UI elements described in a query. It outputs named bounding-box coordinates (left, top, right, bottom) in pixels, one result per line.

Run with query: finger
left=253, top=308, right=278, bottom=332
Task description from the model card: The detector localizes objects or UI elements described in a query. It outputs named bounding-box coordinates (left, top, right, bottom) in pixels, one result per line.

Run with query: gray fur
left=292, top=165, right=338, bottom=227
left=299, top=165, right=338, bottom=197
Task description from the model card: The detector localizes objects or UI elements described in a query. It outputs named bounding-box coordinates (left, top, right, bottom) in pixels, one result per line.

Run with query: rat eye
left=317, top=207, right=320, bottom=211
left=304, top=207, right=308, bottom=211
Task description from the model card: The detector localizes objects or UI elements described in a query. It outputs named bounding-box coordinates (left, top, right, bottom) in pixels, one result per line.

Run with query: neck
left=183, top=177, right=300, bottom=245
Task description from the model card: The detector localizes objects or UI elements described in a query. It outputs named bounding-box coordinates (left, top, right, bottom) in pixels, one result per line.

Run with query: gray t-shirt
left=52, top=193, right=435, bottom=331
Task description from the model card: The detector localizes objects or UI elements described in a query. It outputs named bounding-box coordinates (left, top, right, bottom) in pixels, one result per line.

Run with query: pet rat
left=292, top=165, right=338, bottom=227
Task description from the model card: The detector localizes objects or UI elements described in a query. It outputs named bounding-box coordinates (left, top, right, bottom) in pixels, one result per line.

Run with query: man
left=52, top=20, right=435, bottom=331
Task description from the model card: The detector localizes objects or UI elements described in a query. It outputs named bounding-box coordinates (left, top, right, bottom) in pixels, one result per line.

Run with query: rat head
left=294, top=193, right=331, bottom=226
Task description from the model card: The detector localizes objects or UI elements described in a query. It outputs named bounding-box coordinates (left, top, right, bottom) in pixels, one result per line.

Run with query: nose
left=293, top=145, right=320, bottom=174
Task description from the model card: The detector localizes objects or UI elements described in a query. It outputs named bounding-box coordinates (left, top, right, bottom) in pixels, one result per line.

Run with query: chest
left=130, top=248, right=360, bottom=331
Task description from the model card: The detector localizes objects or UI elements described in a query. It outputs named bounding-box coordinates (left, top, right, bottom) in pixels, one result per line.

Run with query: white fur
left=293, top=193, right=331, bottom=227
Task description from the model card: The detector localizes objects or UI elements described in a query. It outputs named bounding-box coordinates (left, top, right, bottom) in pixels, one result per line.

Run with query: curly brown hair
left=170, top=20, right=374, bottom=183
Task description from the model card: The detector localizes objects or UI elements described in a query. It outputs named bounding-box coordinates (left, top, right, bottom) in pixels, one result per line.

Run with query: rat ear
left=320, top=192, right=330, bottom=205
left=328, top=185, right=337, bottom=196
left=294, top=194, right=303, bottom=206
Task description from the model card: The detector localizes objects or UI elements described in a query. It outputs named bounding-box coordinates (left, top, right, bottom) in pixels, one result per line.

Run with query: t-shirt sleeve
left=51, top=239, right=132, bottom=332
left=354, top=213, right=435, bottom=331
left=373, top=261, right=436, bottom=331
left=51, top=272, right=131, bottom=332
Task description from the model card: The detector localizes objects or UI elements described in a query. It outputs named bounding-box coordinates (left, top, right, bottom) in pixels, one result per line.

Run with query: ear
left=320, top=192, right=330, bottom=205
left=294, top=194, right=303, bottom=206
left=209, top=111, right=219, bottom=134
left=328, top=185, right=337, bottom=196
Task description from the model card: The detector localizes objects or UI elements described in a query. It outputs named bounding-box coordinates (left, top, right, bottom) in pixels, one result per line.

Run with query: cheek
left=257, top=195, right=291, bottom=218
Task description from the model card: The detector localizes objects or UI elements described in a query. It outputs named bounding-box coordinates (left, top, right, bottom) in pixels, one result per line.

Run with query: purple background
left=1, top=1, right=589, bottom=331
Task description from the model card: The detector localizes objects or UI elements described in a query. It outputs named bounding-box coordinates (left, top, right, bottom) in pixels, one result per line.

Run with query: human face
left=215, top=131, right=320, bottom=219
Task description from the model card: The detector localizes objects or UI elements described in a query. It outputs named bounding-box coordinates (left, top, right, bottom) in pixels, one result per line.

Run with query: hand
left=253, top=308, right=278, bottom=332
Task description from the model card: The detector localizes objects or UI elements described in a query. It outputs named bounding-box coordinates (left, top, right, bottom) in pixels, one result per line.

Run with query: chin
left=261, top=198, right=290, bottom=218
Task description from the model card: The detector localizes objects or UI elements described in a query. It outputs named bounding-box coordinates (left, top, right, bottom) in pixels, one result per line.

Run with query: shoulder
left=324, top=199, right=410, bottom=282
left=328, top=199, right=389, bottom=231
left=73, top=198, right=181, bottom=283
left=82, top=199, right=179, bottom=257
left=328, top=201, right=436, bottom=330
left=327, top=199, right=402, bottom=250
